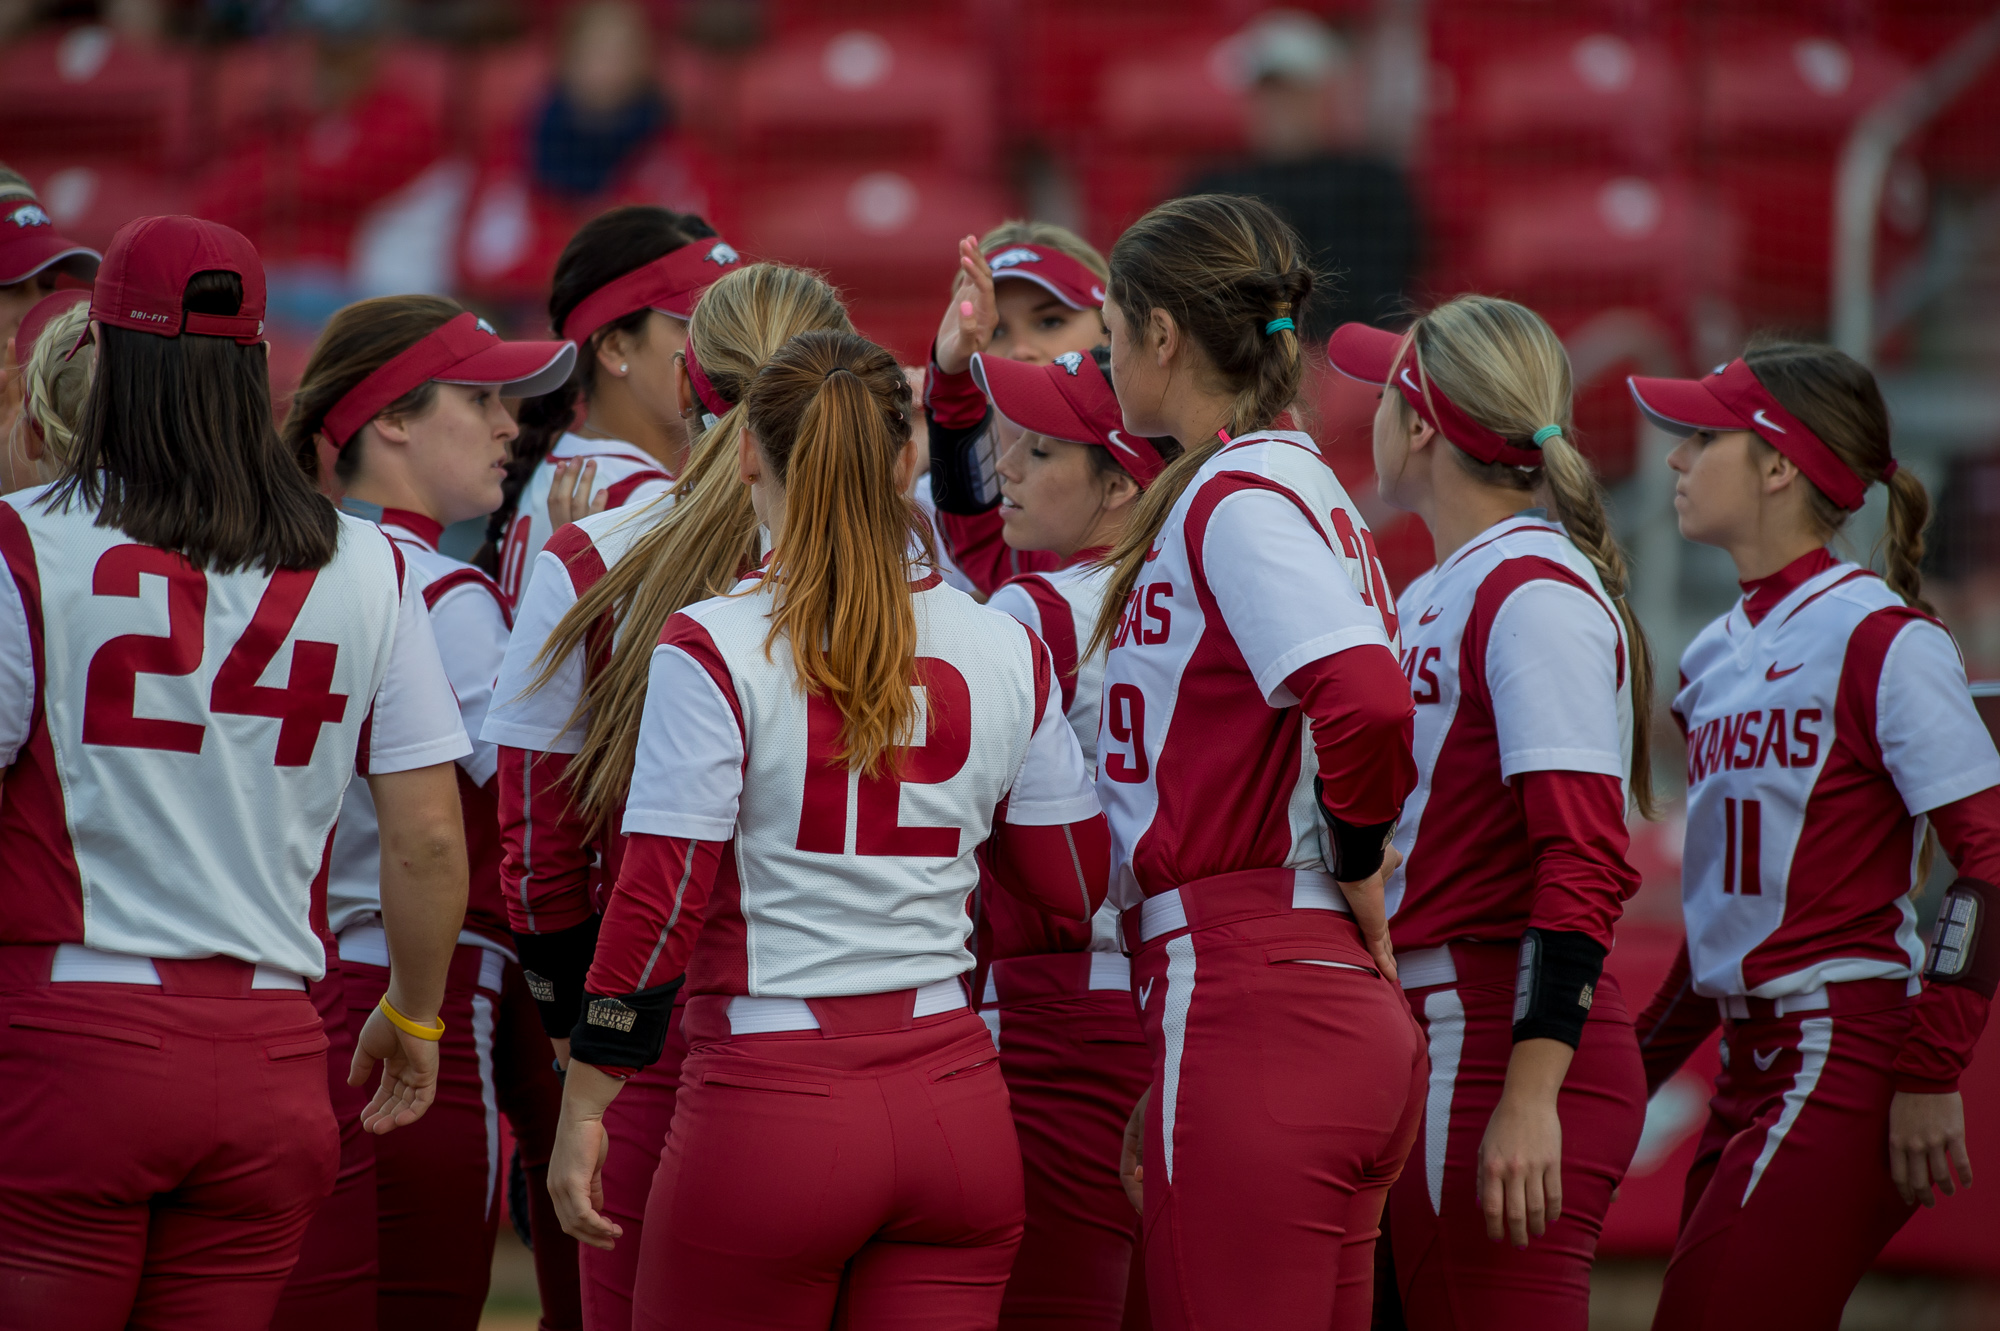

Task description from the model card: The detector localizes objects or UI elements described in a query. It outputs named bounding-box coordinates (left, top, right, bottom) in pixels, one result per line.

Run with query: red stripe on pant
left=1389, top=943, right=1647, bottom=1331
left=983, top=953, right=1152, bottom=1331
left=1652, top=985, right=1917, bottom=1331
left=583, top=1004, right=689, bottom=1331
left=0, top=947, right=338, bottom=1331
left=1127, top=881, right=1426, bottom=1331
left=630, top=992, right=1025, bottom=1331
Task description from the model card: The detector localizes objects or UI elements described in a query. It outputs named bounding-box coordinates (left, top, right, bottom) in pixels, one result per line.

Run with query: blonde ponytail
left=18, top=301, right=94, bottom=469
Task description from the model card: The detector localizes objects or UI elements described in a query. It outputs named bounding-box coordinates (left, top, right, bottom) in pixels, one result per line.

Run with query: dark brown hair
left=1090, top=193, right=1313, bottom=655
left=1743, top=339, right=1930, bottom=614
left=283, top=294, right=462, bottom=485
left=53, top=270, right=339, bottom=573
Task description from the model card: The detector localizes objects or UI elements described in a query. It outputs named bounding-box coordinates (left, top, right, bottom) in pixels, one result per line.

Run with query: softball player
left=1092, top=194, right=1425, bottom=1331
left=0, top=216, right=468, bottom=1329
left=484, top=263, right=852, bottom=1331
left=3, top=289, right=90, bottom=494
left=1627, top=343, right=2000, bottom=1331
left=490, top=206, right=741, bottom=603
left=545, top=329, right=1108, bottom=1330
left=1328, top=298, right=1651, bottom=1330
left=274, top=296, right=581, bottom=1331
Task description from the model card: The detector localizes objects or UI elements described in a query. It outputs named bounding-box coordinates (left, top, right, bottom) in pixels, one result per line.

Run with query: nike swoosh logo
left=1753, top=1048, right=1779, bottom=1071
left=1400, top=368, right=1422, bottom=393
left=1105, top=429, right=1140, bottom=457
left=1752, top=409, right=1787, bottom=434
left=1418, top=606, right=1442, bottom=625
left=1766, top=662, right=1803, bottom=680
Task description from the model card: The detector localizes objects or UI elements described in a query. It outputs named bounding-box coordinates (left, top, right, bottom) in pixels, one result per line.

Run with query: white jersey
left=623, top=570, right=1099, bottom=998
left=1094, top=431, right=1398, bottom=909
left=327, top=510, right=512, bottom=944
left=0, top=486, right=469, bottom=978
left=495, top=432, right=675, bottom=605
left=1675, top=554, right=2000, bottom=998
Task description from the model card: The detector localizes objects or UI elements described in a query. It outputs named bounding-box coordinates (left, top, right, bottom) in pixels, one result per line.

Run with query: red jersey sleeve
left=1893, top=786, right=2000, bottom=1092
left=984, top=810, right=1110, bottom=923
left=1635, top=940, right=1721, bottom=1097
left=496, top=745, right=599, bottom=935
left=1284, top=648, right=1417, bottom=830
left=1512, top=770, right=1641, bottom=949
left=585, top=832, right=729, bottom=995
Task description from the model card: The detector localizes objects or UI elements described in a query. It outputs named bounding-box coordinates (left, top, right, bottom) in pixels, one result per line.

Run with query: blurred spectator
left=195, top=0, right=443, bottom=325
left=532, top=0, right=669, bottom=198
left=1184, top=11, right=1418, bottom=338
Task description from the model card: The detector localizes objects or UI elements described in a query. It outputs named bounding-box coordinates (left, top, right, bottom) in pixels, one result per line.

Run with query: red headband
left=1392, top=348, right=1544, bottom=469
left=681, top=336, right=732, bottom=419
left=323, top=312, right=575, bottom=448
left=560, top=238, right=744, bottom=345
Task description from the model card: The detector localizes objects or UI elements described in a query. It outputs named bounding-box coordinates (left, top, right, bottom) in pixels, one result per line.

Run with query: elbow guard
left=512, top=915, right=602, bottom=1038
left=1513, top=927, right=1607, bottom=1048
left=1925, top=878, right=2000, bottom=1000
left=1314, top=775, right=1394, bottom=883
left=568, top=976, right=684, bottom=1072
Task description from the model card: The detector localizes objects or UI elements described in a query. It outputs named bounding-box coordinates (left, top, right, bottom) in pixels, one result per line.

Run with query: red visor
left=984, top=244, right=1106, bottom=311
left=10, top=288, right=90, bottom=367
left=323, top=312, right=576, bottom=448
left=970, top=349, right=1165, bottom=486
left=560, top=238, right=744, bottom=345
left=1, top=198, right=99, bottom=287
left=1327, top=322, right=1544, bottom=468
left=88, top=215, right=266, bottom=344
left=1628, top=359, right=1874, bottom=511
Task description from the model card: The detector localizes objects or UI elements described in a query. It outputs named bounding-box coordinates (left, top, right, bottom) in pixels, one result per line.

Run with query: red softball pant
left=1389, top=943, right=1647, bottom=1331
left=1651, top=981, right=1918, bottom=1331
left=630, top=989, right=1026, bottom=1331
left=982, top=952, right=1153, bottom=1331
left=584, top=1004, right=688, bottom=1331
left=0, top=946, right=338, bottom=1331
left=1126, top=872, right=1427, bottom=1331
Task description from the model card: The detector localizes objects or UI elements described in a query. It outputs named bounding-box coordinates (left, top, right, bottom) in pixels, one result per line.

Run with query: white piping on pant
left=1743, top=1015, right=1832, bottom=1205
left=1422, top=989, right=1466, bottom=1215
left=471, top=992, right=500, bottom=1217
left=1159, top=935, right=1197, bottom=1185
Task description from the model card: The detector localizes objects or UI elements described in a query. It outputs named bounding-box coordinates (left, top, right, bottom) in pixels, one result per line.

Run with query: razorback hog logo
left=1053, top=350, right=1084, bottom=375
left=706, top=242, right=740, bottom=265
left=8, top=203, right=51, bottom=229
left=987, top=247, right=1042, bottom=271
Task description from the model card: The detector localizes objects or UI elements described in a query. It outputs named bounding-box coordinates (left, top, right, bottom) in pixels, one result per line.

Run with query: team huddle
left=1, top=188, right=1994, bottom=1331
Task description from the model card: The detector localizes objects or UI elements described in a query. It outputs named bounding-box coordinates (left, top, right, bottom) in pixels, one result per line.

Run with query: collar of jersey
left=1437, top=510, right=1563, bottom=578
left=1738, top=546, right=1838, bottom=628
left=377, top=507, right=444, bottom=550
left=552, top=431, right=660, bottom=467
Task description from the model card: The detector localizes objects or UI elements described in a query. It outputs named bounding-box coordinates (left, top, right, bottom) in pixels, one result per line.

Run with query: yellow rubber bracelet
left=377, top=996, right=445, bottom=1042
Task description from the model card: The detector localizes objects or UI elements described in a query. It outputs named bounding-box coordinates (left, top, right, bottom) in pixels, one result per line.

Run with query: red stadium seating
left=10, top=159, right=189, bottom=252
left=207, top=39, right=453, bottom=151
left=1096, top=30, right=1251, bottom=157
left=1703, top=25, right=1912, bottom=148
left=0, top=27, right=196, bottom=168
left=461, top=41, right=552, bottom=160
left=1471, top=174, right=1736, bottom=305
left=1440, top=26, right=1690, bottom=165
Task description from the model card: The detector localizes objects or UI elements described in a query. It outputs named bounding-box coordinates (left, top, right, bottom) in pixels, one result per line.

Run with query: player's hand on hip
left=1479, top=1080, right=1564, bottom=1247
left=1337, top=846, right=1401, bottom=984
left=550, top=1068, right=625, bottom=1249
left=1120, top=1085, right=1151, bottom=1214
left=349, top=1003, right=441, bottom=1134
left=1889, top=1090, right=1973, bottom=1208
left=932, top=235, right=997, bottom=377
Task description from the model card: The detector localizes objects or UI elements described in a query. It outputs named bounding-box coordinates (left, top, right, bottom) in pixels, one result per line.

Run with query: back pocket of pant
left=9, top=1015, right=161, bottom=1049
left=266, top=1032, right=330, bottom=1062
left=700, top=1071, right=831, bottom=1097
left=1265, top=945, right=1376, bottom=976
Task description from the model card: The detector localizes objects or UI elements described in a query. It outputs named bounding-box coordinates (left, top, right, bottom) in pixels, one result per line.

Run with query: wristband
left=513, top=915, right=602, bottom=1038
left=1512, top=927, right=1607, bottom=1048
left=1924, top=878, right=1999, bottom=1000
left=568, top=977, right=684, bottom=1072
left=377, top=995, right=445, bottom=1042
left=1315, top=776, right=1395, bottom=883
left=927, top=412, right=1002, bottom=514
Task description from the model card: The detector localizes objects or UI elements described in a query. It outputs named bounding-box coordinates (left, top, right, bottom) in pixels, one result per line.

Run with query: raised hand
left=932, top=235, right=999, bottom=377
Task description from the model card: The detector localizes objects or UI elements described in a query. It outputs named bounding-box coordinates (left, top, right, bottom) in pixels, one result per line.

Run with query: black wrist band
left=1925, top=878, right=1999, bottom=1000
left=928, top=412, right=999, bottom=514
left=1315, top=776, right=1394, bottom=882
left=1512, top=927, right=1607, bottom=1048
left=512, top=915, right=601, bottom=1038
left=568, top=977, right=683, bottom=1071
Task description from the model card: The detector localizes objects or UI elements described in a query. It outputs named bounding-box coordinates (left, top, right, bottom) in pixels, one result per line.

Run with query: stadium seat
left=1096, top=30, right=1252, bottom=157
left=207, top=40, right=452, bottom=153
left=0, top=27, right=197, bottom=168
left=1443, top=26, right=1690, bottom=164
left=730, top=27, right=995, bottom=172
left=1703, top=25, right=1911, bottom=148
left=461, top=41, right=553, bottom=161
left=1471, top=173, right=1735, bottom=306
left=10, top=158, right=189, bottom=252
left=736, top=167, right=1013, bottom=299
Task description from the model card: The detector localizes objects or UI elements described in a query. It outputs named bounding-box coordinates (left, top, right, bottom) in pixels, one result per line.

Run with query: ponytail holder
left=1531, top=425, right=1563, bottom=447
left=1882, top=457, right=1900, bottom=481
left=1264, top=318, right=1295, bottom=336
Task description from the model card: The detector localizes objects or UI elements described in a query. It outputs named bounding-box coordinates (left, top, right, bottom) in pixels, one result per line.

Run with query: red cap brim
left=0, top=233, right=100, bottom=288
left=10, top=287, right=91, bottom=367
left=1626, top=375, right=1749, bottom=436
left=1326, top=322, right=1405, bottom=386
left=972, top=353, right=1103, bottom=445
left=434, top=340, right=576, bottom=398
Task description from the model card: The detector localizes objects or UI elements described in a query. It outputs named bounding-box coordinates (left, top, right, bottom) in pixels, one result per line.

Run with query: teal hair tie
left=1531, top=424, right=1563, bottom=446
left=1264, top=317, right=1295, bottom=336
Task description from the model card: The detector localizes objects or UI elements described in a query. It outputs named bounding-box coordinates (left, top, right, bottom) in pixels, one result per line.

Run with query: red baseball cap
left=10, top=287, right=90, bottom=368
left=1327, top=321, right=1547, bottom=468
left=0, top=195, right=99, bottom=287
left=1628, top=359, right=1875, bottom=511
left=88, top=215, right=266, bottom=344
left=984, top=243, right=1106, bottom=311
left=970, top=347, right=1167, bottom=486
left=323, top=311, right=576, bottom=448
left=560, top=237, right=744, bottom=344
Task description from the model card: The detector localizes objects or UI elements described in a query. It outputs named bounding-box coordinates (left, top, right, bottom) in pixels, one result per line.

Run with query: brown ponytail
left=746, top=330, right=925, bottom=776
left=528, top=264, right=853, bottom=825
left=1741, top=339, right=1932, bottom=615
left=1088, top=193, right=1314, bottom=658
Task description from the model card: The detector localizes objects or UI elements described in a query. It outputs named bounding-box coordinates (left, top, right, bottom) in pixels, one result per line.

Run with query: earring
left=619, top=364, right=629, bottom=374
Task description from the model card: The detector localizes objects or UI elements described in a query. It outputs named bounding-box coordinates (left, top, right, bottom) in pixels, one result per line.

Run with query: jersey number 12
left=796, top=657, right=973, bottom=857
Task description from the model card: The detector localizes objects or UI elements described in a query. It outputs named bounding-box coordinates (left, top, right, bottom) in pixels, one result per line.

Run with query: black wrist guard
left=1924, top=878, right=2000, bottom=1000
left=1513, top=928, right=1607, bottom=1048
left=568, top=978, right=683, bottom=1071
left=512, top=915, right=601, bottom=1038
left=927, top=411, right=1000, bottom=514
left=1315, top=775, right=1394, bottom=882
